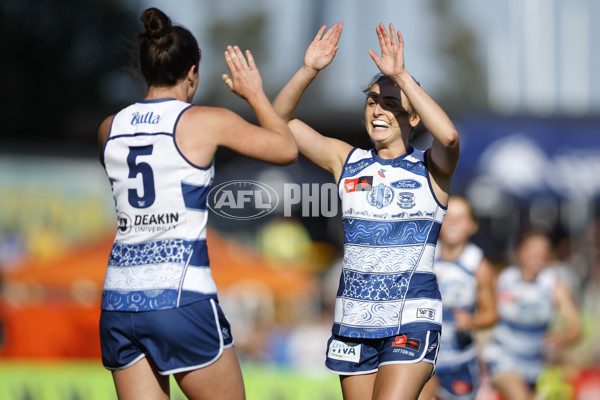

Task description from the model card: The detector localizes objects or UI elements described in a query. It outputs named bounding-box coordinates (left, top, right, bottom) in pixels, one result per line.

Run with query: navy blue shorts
left=325, top=330, right=440, bottom=375
left=436, top=360, right=480, bottom=400
left=100, top=298, right=233, bottom=375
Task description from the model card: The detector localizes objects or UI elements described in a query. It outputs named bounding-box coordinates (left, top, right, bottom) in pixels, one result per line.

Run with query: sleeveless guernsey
left=483, top=265, right=557, bottom=383
left=101, top=98, right=216, bottom=312
left=334, top=147, right=445, bottom=338
left=434, top=243, right=483, bottom=367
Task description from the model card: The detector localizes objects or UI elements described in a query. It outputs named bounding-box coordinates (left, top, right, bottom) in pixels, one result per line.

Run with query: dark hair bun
left=140, top=7, right=172, bottom=38
left=137, top=7, right=201, bottom=87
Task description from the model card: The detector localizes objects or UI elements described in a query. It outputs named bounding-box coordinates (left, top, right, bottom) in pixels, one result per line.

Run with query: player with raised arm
left=273, top=22, right=460, bottom=400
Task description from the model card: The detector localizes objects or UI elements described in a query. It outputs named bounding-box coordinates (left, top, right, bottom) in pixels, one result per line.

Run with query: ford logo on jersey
left=208, top=180, right=278, bottom=220
left=390, top=179, right=422, bottom=190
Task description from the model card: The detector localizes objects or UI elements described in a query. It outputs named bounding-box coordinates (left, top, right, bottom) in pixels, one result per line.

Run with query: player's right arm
left=273, top=23, right=350, bottom=180
left=216, top=45, right=297, bottom=165
left=287, top=119, right=352, bottom=182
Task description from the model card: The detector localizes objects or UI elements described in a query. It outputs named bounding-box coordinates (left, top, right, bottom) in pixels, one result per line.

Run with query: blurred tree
left=202, top=8, right=268, bottom=105
left=0, top=0, right=139, bottom=149
left=430, top=0, right=488, bottom=114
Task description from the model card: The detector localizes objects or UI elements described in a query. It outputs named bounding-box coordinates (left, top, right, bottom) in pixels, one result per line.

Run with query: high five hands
left=221, top=45, right=263, bottom=100
left=368, top=23, right=407, bottom=80
left=303, top=22, right=343, bottom=73
left=221, top=22, right=406, bottom=96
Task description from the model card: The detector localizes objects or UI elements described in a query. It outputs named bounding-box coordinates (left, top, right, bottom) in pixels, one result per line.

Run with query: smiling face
left=364, top=82, right=419, bottom=148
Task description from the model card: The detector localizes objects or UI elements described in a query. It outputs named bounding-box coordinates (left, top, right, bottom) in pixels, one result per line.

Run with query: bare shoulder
left=98, top=115, right=115, bottom=145
left=553, top=280, right=575, bottom=303
left=476, top=257, right=497, bottom=285
left=178, top=105, right=244, bottom=136
left=181, top=105, right=239, bottom=123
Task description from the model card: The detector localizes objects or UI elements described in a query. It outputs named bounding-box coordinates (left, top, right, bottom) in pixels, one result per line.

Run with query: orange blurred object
left=0, top=229, right=316, bottom=359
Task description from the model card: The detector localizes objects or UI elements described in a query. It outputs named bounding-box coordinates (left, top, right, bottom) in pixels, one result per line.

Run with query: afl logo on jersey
left=208, top=180, right=279, bottom=220
left=391, top=179, right=422, bottom=190
left=367, top=184, right=394, bottom=209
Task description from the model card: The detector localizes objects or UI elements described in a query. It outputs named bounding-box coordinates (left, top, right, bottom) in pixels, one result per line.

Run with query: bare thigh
left=418, top=373, right=439, bottom=400
left=492, top=372, right=533, bottom=400
left=112, top=357, right=170, bottom=400
left=373, top=362, right=434, bottom=400
left=339, top=362, right=433, bottom=400
left=340, top=373, right=377, bottom=400
left=174, top=347, right=245, bottom=400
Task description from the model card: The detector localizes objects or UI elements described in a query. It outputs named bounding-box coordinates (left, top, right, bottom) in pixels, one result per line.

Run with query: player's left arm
left=453, top=257, right=497, bottom=332
left=472, top=257, right=498, bottom=330
left=546, top=281, right=582, bottom=347
left=369, top=23, right=460, bottom=206
left=97, top=115, right=114, bottom=166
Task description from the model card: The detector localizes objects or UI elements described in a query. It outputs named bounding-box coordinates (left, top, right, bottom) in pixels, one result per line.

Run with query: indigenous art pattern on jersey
left=102, top=99, right=216, bottom=312
left=334, top=147, right=445, bottom=339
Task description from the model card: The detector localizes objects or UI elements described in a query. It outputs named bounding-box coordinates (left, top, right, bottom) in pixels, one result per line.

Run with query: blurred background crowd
left=1, top=0, right=599, bottom=398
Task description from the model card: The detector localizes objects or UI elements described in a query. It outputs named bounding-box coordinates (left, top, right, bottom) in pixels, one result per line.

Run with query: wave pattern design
left=104, top=240, right=197, bottom=311
left=343, top=245, right=421, bottom=273
left=341, top=300, right=401, bottom=328
left=343, top=270, right=409, bottom=301
left=102, top=289, right=179, bottom=311
left=104, top=264, right=185, bottom=291
left=343, top=218, right=433, bottom=246
left=109, top=239, right=192, bottom=267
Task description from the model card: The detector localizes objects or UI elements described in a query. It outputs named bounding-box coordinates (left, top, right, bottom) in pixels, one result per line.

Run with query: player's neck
left=440, top=241, right=467, bottom=261
left=375, top=140, right=409, bottom=159
left=145, top=82, right=188, bottom=102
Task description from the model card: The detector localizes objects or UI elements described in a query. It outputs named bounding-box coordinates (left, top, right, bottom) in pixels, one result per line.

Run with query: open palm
left=368, top=23, right=406, bottom=79
left=304, top=22, right=343, bottom=71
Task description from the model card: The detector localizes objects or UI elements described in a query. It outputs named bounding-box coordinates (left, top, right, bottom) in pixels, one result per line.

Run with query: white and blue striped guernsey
left=101, top=98, right=216, bottom=312
left=483, top=265, right=557, bottom=382
left=434, top=243, right=483, bottom=367
left=335, top=147, right=446, bottom=339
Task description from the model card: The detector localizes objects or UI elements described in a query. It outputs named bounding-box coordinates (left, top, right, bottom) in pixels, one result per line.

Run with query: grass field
left=0, top=361, right=342, bottom=400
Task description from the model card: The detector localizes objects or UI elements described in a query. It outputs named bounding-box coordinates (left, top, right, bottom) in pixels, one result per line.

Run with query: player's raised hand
left=303, top=22, right=343, bottom=72
left=222, top=45, right=263, bottom=100
left=368, top=23, right=406, bottom=80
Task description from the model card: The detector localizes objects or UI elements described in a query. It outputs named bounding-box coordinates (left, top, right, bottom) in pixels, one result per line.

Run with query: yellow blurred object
left=257, top=218, right=311, bottom=263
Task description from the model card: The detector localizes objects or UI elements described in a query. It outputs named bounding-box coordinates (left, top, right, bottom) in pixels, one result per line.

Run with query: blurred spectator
left=482, top=229, right=581, bottom=400
left=420, top=196, right=497, bottom=400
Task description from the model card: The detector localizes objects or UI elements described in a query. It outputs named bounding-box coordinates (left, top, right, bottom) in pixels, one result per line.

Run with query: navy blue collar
left=138, top=98, right=177, bottom=104
left=370, top=146, right=414, bottom=165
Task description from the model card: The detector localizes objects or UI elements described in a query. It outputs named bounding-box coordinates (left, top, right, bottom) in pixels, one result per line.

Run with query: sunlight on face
left=364, top=83, right=412, bottom=144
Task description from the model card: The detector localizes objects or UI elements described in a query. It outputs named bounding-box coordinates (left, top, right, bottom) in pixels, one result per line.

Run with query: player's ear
left=187, top=65, right=198, bottom=85
left=409, top=113, right=420, bottom=128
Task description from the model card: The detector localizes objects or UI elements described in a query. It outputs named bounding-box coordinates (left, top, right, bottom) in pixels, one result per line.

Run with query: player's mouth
left=372, top=119, right=391, bottom=131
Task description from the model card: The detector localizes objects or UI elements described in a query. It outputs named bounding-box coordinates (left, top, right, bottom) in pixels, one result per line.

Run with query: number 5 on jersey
left=127, top=145, right=156, bottom=208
